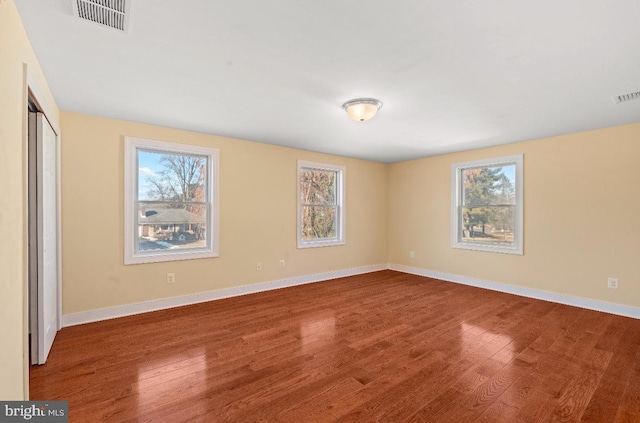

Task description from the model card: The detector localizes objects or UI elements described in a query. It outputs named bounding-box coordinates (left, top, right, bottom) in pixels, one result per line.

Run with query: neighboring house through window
left=297, top=160, right=345, bottom=248
left=451, top=154, right=523, bottom=255
left=124, top=137, right=219, bottom=264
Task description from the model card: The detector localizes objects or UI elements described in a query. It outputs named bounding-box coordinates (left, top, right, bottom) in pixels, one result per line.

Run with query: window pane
left=137, top=202, right=207, bottom=252
left=138, top=150, right=207, bottom=202
left=463, top=164, right=516, bottom=207
left=461, top=205, right=515, bottom=244
left=301, top=205, right=337, bottom=241
left=300, top=169, right=336, bottom=205
left=452, top=154, right=522, bottom=255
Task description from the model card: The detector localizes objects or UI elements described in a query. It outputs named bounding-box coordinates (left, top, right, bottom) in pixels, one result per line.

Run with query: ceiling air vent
left=71, top=0, right=131, bottom=32
left=612, top=90, right=640, bottom=104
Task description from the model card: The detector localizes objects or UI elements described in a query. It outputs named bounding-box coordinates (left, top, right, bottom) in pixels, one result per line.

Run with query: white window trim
left=124, top=137, right=219, bottom=264
left=451, top=154, right=523, bottom=255
left=297, top=160, right=346, bottom=249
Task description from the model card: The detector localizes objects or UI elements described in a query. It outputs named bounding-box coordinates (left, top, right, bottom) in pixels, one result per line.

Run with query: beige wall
left=60, top=112, right=388, bottom=314
left=388, top=124, right=640, bottom=307
left=0, top=0, right=60, bottom=400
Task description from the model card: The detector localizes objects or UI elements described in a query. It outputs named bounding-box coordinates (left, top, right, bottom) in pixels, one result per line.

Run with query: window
left=124, top=137, right=219, bottom=264
left=451, top=154, right=523, bottom=255
left=297, top=161, right=345, bottom=248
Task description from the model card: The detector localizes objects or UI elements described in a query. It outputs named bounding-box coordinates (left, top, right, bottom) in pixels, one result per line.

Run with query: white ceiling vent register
left=612, top=90, right=640, bottom=104
left=71, top=0, right=131, bottom=32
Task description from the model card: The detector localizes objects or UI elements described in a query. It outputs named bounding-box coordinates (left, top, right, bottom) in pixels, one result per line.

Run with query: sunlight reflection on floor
left=300, top=316, right=336, bottom=352
left=137, top=348, right=207, bottom=410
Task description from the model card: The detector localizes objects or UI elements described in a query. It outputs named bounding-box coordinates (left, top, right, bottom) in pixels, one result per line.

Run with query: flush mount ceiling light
left=342, top=98, right=383, bottom=122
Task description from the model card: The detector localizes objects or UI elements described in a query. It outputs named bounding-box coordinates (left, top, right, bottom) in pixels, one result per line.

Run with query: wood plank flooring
left=30, top=270, right=640, bottom=422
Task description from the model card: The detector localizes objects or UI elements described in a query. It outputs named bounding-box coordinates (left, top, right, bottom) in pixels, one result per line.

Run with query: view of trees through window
left=137, top=150, right=208, bottom=251
left=300, top=168, right=338, bottom=241
left=461, top=164, right=516, bottom=244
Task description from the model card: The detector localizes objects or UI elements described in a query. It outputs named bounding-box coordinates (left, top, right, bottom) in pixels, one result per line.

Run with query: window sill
left=125, top=249, right=218, bottom=265
left=452, top=241, right=522, bottom=255
left=297, top=239, right=345, bottom=249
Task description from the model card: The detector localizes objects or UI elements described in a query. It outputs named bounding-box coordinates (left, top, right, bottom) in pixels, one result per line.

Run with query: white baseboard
left=63, top=262, right=639, bottom=327
left=388, top=263, right=640, bottom=319
left=61, top=264, right=386, bottom=327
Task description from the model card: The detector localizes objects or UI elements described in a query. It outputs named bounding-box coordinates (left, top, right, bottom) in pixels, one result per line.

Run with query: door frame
left=23, top=65, right=62, bottom=395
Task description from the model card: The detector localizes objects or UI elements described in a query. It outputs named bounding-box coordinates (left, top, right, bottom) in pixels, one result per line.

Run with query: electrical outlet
left=166, top=273, right=175, bottom=284
left=409, top=251, right=415, bottom=259
left=279, top=259, right=285, bottom=268
left=607, top=277, right=618, bottom=289
left=256, top=262, right=262, bottom=271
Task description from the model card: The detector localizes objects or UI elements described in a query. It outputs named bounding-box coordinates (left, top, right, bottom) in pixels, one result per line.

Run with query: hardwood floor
left=30, top=270, right=640, bottom=422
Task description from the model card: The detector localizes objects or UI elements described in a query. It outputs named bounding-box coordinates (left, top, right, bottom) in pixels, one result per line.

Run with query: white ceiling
left=16, top=0, right=640, bottom=163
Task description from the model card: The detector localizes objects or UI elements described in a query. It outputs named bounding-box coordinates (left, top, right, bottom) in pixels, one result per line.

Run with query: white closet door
left=30, top=111, right=59, bottom=365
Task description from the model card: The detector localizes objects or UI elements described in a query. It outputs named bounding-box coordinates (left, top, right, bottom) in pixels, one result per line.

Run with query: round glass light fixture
left=342, top=98, right=383, bottom=122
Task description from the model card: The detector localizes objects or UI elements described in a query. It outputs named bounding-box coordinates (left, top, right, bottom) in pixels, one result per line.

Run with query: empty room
left=2, top=0, right=640, bottom=421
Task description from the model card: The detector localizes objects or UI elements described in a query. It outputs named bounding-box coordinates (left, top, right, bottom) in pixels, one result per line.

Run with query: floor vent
left=71, top=0, right=131, bottom=32
left=613, top=90, right=640, bottom=104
